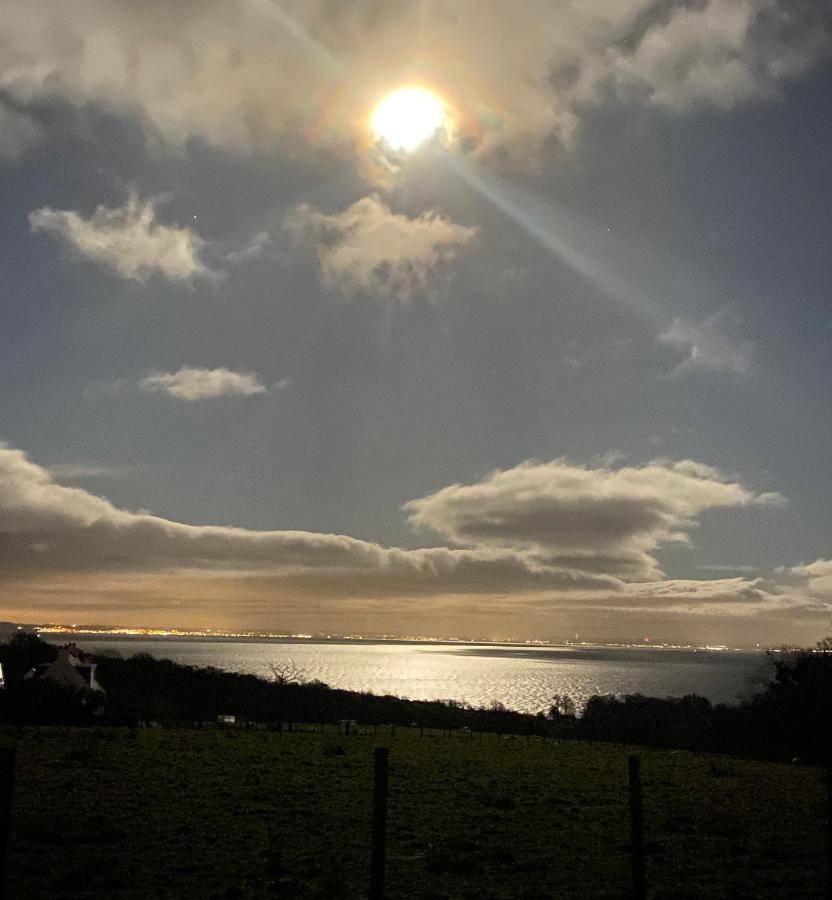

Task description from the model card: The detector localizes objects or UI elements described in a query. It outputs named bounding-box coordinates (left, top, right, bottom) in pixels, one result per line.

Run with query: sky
left=1, top=0, right=832, bottom=646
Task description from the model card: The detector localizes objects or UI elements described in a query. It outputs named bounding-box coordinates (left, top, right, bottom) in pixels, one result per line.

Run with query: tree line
left=2, top=633, right=831, bottom=763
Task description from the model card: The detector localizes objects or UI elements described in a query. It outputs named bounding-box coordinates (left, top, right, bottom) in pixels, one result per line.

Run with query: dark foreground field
left=2, top=727, right=825, bottom=898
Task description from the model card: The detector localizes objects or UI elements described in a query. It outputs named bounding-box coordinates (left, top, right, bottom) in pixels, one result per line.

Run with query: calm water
left=77, top=638, right=769, bottom=714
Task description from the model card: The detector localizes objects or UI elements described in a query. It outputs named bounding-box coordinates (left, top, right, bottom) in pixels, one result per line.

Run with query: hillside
left=3, top=726, right=824, bottom=898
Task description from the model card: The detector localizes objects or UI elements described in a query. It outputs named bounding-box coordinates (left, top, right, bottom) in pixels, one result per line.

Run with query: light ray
left=445, top=154, right=663, bottom=326
left=253, top=0, right=345, bottom=79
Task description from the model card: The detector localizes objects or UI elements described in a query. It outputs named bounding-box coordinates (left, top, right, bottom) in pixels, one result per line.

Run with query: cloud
left=405, top=458, right=785, bottom=582
left=787, top=560, right=832, bottom=601
left=0, top=441, right=809, bottom=639
left=284, top=195, right=478, bottom=300
left=139, top=367, right=267, bottom=401
left=1, top=1, right=825, bottom=164
left=29, top=192, right=214, bottom=283
left=615, top=577, right=775, bottom=611
left=658, top=308, right=754, bottom=376
left=0, top=442, right=616, bottom=597
left=609, top=0, right=831, bottom=112
left=224, top=230, right=271, bottom=265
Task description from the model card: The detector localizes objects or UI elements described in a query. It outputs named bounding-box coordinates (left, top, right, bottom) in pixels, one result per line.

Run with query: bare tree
left=267, top=660, right=305, bottom=686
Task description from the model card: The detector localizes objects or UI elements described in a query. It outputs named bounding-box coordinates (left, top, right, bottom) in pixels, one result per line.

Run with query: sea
left=73, top=637, right=770, bottom=714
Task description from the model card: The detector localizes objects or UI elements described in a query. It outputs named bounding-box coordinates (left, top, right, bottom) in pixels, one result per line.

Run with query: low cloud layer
left=405, top=459, right=784, bottom=582
left=29, top=192, right=213, bottom=283
left=1, top=1, right=827, bottom=164
left=788, top=560, right=832, bottom=602
left=139, top=367, right=267, bottom=401
left=0, top=441, right=814, bottom=642
left=0, top=442, right=616, bottom=599
left=284, top=195, right=478, bottom=300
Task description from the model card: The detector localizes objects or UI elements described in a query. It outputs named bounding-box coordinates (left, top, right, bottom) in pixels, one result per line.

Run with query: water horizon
left=72, top=635, right=770, bottom=715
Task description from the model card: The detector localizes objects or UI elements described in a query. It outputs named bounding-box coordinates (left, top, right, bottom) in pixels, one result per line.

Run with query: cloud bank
left=0, top=1, right=827, bottom=164
left=29, top=192, right=213, bottom=283
left=284, top=195, right=477, bottom=300
left=0, top=441, right=811, bottom=641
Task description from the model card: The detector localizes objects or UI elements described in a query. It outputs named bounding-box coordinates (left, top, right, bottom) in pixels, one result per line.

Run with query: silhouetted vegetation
left=92, top=650, right=550, bottom=735
left=3, top=634, right=832, bottom=762
left=0, top=631, right=56, bottom=686
left=1, top=634, right=548, bottom=735
left=577, top=642, right=832, bottom=763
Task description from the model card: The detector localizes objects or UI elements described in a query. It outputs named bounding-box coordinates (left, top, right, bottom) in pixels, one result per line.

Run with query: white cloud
left=1, top=1, right=824, bottom=164
left=284, top=195, right=478, bottom=300
left=788, top=560, right=832, bottom=601
left=405, top=458, right=785, bottom=582
left=29, top=192, right=214, bottom=283
left=658, top=308, right=754, bottom=376
left=139, top=367, right=267, bottom=401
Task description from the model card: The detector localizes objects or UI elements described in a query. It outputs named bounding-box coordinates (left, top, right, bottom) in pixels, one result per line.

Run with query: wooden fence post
left=628, top=755, right=646, bottom=900
left=826, top=760, right=832, bottom=900
left=0, top=747, right=16, bottom=900
left=369, top=747, right=389, bottom=900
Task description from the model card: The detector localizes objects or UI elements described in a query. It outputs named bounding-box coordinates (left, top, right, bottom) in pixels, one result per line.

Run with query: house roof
left=25, top=644, right=105, bottom=693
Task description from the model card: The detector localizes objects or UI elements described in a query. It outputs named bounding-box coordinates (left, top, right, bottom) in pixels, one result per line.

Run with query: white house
left=25, top=643, right=105, bottom=695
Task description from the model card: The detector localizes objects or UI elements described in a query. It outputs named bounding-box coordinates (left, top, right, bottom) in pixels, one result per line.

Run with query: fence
left=0, top=733, right=828, bottom=899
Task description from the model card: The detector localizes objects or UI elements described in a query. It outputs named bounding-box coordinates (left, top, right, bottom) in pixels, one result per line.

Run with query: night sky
left=2, top=1, right=831, bottom=645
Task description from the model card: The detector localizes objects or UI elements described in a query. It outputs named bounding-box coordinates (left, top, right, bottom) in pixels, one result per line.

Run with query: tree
left=267, top=660, right=305, bottom=686
left=0, top=631, right=56, bottom=688
left=548, top=693, right=576, bottom=719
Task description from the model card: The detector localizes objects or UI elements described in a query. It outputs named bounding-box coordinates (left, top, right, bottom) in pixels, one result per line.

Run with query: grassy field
left=2, top=726, right=826, bottom=898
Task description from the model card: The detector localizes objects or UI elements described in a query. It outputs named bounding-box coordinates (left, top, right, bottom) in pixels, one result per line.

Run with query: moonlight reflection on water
left=81, top=638, right=768, bottom=713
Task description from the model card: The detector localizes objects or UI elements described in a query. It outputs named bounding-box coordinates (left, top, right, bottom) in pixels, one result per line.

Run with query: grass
left=2, top=726, right=826, bottom=898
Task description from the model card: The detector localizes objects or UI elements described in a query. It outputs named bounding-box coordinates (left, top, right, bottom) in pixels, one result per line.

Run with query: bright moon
left=371, top=87, right=447, bottom=152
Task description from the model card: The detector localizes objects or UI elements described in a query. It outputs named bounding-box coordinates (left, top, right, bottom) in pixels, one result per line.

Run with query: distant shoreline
left=44, top=631, right=763, bottom=654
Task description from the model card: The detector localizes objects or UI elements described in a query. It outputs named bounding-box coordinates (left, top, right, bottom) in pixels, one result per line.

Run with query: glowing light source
left=371, top=87, right=447, bottom=152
